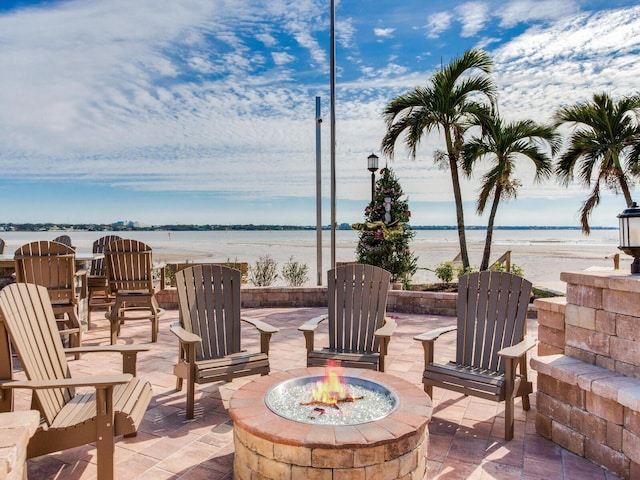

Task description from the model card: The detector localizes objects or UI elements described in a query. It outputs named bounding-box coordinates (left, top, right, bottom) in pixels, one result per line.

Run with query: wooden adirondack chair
left=299, top=263, right=396, bottom=372
left=14, top=241, right=85, bottom=359
left=0, top=237, right=5, bottom=254
left=0, top=282, right=152, bottom=480
left=104, top=239, right=164, bottom=344
left=171, top=264, right=278, bottom=419
left=52, top=234, right=73, bottom=248
left=415, top=271, right=535, bottom=440
left=87, top=235, right=123, bottom=324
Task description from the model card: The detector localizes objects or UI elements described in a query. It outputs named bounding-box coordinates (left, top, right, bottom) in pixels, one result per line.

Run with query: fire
left=310, top=361, right=356, bottom=405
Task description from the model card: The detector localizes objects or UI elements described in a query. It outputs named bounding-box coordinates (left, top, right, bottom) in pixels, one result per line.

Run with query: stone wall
left=532, top=271, right=640, bottom=479
left=155, top=287, right=459, bottom=316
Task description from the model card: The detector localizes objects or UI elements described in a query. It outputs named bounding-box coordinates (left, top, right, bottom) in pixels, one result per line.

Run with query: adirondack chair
left=414, top=271, right=535, bottom=440
left=87, top=235, right=123, bottom=324
left=171, top=264, right=278, bottom=419
left=299, top=263, right=396, bottom=372
left=14, top=240, right=85, bottom=359
left=105, top=239, right=164, bottom=344
left=0, top=282, right=152, bottom=480
left=52, top=234, right=73, bottom=248
left=0, top=237, right=5, bottom=254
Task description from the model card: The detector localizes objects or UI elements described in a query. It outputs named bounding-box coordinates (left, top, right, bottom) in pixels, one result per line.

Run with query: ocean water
left=0, top=228, right=621, bottom=286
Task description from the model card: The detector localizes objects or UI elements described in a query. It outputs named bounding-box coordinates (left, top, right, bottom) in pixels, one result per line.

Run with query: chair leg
left=424, top=383, right=433, bottom=400
left=95, top=385, right=115, bottom=480
left=505, top=397, right=515, bottom=441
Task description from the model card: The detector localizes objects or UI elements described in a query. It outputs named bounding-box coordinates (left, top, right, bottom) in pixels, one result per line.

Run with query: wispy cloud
left=374, top=27, right=395, bottom=38
left=424, top=11, right=453, bottom=39
left=456, top=1, right=490, bottom=37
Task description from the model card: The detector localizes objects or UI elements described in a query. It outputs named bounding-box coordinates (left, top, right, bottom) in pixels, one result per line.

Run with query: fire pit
left=229, top=366, right=432, bottom=479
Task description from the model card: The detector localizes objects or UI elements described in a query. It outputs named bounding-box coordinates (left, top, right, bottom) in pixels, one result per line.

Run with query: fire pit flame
left=303, top=362, right=363, bottom=406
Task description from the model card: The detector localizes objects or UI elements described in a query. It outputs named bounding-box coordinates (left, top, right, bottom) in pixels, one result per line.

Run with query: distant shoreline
left=0, top=223, right=617, bottom=232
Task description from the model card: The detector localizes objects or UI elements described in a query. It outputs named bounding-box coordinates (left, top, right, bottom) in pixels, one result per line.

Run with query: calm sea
left=0, top=228, right=620, bottom=285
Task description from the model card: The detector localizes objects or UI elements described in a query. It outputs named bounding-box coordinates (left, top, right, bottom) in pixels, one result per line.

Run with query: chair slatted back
left=456, top=271, right=532, bottom=373
left=0, top=237, right=5, bottom=255
left=105, top=239, right=154, bottom=293
left=0, top=283, right=74, bottom=424
left=52, top=235, right=72, bottom=247
left=175, top=264, right=242, bottom=360
left=14, top=241, right=77, bottom=305
left=327, top=264, right=390, bottom=354
left=90, top=235, right=123, bottom=278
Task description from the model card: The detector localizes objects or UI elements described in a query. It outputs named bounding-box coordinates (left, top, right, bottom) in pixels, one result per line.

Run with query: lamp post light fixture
left=367, top=153, right=379, bottom=202
left=618, top=202, right=640, bottom=274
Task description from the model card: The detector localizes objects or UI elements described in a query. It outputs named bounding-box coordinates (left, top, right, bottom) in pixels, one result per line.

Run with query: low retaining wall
left=155, top=287, right=459, bottom=316
left=532, top=271, right=640, bottom=479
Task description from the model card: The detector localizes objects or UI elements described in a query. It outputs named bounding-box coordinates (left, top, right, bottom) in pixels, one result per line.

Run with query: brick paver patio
left=12, top=307, right=621, bottom=479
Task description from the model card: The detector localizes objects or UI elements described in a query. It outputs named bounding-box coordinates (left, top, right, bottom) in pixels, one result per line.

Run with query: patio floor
left=12, top=307, right=621, bottom=480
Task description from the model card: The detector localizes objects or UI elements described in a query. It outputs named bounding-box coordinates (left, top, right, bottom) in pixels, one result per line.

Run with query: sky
left=0, top=0, right=639, bottom=228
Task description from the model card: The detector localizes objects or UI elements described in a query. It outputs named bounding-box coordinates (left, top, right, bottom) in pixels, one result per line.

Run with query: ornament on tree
left=384, top=197, right=392, bottom=223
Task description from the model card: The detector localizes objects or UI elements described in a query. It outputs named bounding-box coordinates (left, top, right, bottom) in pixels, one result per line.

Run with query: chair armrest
left=0, top=374, right=132, bottom=390
left=298, top=314, right=327, bottom=332
left=243, top=317, right=278, bottom=355
left=242, top=317, right=279, bottom=334
left=414, top=325, right=457, bottom=343
left=375, top=317, right=396, bottom=338
left=498, top=336, right=537, bottom=359
left=170, top=323, right=202, bottom=344
left=65, top=345, right=150, bottom=375
left=65, top=345, right=151, bottom=354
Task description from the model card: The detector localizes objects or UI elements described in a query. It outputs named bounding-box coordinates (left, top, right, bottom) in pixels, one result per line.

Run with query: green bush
left=281, top=257, right=309, bottom=287
left=434, top=261, right=455, bottom=284
left=249, top=255, right=279, bottom=286
left=490, top=261, right=524, bottom=277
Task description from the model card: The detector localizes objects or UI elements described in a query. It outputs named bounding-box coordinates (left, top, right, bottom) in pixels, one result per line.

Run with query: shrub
left=281, top=257, right=309, bottom=287
left=249, top=255, right=279, bottom=286
left=434, top=261, right=455, bottom=284
left=490, top=261, right=524, bottom=277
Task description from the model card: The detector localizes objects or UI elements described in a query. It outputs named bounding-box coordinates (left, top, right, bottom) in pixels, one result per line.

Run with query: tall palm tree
left=554, top=92, right=640, bottom=233
left=381, top=49, right=496, bottom=269
left=462, top=112, right=560, bottom=270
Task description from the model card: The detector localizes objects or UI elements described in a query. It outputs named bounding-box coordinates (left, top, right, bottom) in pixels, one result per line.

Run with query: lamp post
left=618, top=202, right=640, bottom=274
left=367, top=153, right=379, bottom=202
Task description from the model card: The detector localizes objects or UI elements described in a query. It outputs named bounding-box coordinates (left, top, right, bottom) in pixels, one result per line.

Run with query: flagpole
left=330, top=0, right=336, bottom=269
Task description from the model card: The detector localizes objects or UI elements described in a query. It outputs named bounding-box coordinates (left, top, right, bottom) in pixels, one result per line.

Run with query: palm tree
left=381, top=49, right=496, bottom=269
left=462, top=112, right=560, bottom=270
left=554, top=92, right=640, bottom=233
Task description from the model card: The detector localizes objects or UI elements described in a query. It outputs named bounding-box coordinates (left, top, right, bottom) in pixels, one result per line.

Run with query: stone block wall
left=560, top=271, right=640, bottom=379
left=155, top=287, right=459, bottom=316
left=532, top=271, right=640, bottom=479
left=532, top=355, right=640, bottom=479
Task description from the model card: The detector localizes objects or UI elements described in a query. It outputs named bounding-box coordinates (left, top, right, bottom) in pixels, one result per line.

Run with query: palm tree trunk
left=481, top=187, right=501, bottom=271
left=620, top=175, right=634, bottom=207
left=448, top=154, right=470, bottom=268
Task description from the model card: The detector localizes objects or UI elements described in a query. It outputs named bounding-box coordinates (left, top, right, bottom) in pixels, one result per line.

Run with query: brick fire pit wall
left=228, top=367, right=432, bottom=480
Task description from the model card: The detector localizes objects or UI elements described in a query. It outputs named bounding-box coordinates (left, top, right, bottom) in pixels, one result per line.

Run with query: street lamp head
left=367, top=153, right=379, bottom=173
left=618, top=202, right=640, bottom=274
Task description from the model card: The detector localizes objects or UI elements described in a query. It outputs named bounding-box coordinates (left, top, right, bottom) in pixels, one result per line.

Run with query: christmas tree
left=353, top=166, right=417, bottom=283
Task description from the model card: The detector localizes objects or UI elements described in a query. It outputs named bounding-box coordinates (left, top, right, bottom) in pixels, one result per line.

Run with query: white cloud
left=424, top=11, right=453, bottom=39
left=272, top=51, right=295, bottom=65
left=499, top=0, right=580, bottom=28
left=456, top=1, right=490, bottom=37
left=374, top=27, right=395, bottom=38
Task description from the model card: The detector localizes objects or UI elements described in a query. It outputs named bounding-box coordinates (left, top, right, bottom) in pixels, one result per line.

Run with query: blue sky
left=0, top=0, right=639, bottom=227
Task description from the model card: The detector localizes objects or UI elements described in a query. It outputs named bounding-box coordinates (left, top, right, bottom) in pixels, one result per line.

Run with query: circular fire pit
left=229, top=367, right=432, bottom=480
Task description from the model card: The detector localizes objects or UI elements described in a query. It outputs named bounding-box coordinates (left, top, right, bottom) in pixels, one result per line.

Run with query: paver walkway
left=11, top=307, right=621, bottom=479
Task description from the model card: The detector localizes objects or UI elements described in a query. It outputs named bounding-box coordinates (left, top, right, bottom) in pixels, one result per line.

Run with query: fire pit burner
left=265, top=375, right=398, bottom=425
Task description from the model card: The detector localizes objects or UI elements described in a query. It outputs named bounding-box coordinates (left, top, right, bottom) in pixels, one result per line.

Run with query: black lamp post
left=367, top=153, right=379, bottom=202
left=618, top=202, right=640, bottom=274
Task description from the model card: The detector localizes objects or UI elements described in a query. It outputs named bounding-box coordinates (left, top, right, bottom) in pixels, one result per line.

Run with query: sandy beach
left=0, top=229, right=623, bottom=289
